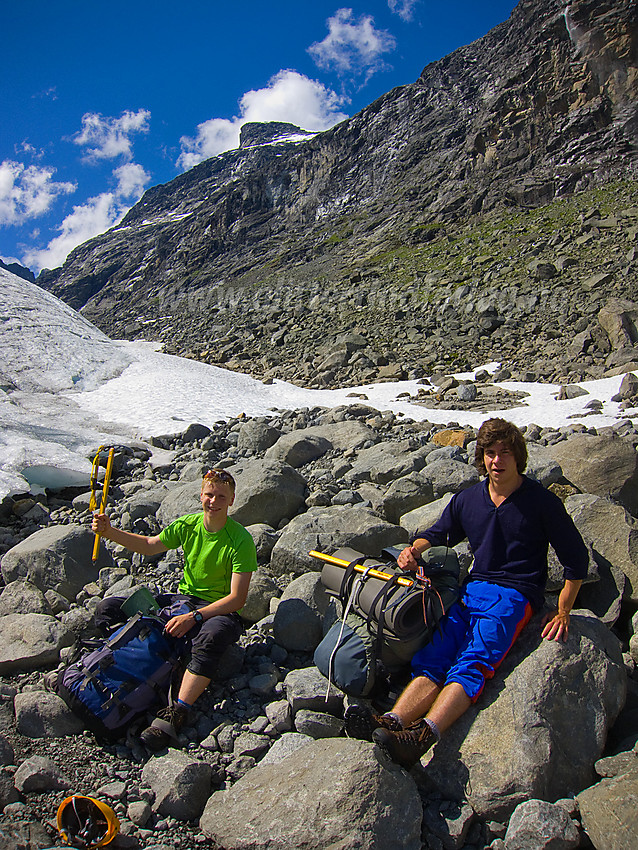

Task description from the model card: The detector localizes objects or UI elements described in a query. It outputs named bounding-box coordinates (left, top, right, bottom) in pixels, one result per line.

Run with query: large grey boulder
left=122, top=489, right=165, bottom=521
left=399, top=493, right=454, bottom=537
left=0, top=614, right=73, bottom=673
left=265, top=432, right=331, bottom=467
left=229, top=459, right=307, bottom=527
left=272, top=573, right=331, bottom=652
left=345, top=440, right=425, bottom=485
left=269, top=506, right=407, bottom=578
left=14, top=755, right=71, bottom=793
left=424, top=611, right=626, bottom=822
left=240, top=569, right=281, bottom=624
left=566, top=493, right=638, bottom=603
left=0, top=524, right=112, bottom=600
left=578, top=763, right=638, bottom=850
left=141, top=750, right=212, bottom=821
left=0, top=580, right=50, bottom=616
left=421, top=458, right=480, bottom=498
left=547, top=434, right=638, bottom=515
left=200, top=737, right=423, bottom=850
left=598, top=298, right=638, bottom=351
left=14, top=691, right=84, bottom=738
left=364, top=473, right=435, bottom=524
left=283, top=666, right=343, bottom=716
left=301, top=420, right=377, bottom=452
left=259, top=732, right=314, bottom=766
left=156, top=480, right=201, bottom=523
left=525, top=446, right=563, bottom=487
left=246, top=522, right=279, bottom=560
left=504, top=799, right=580, bottom=850
left=236, top=420, right=281, bottom=454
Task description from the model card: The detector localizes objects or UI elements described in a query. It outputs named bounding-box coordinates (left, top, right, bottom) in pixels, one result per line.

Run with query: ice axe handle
left=92, top=448, right=114, bottom=562
left=308, top=550, right=415, bottom=587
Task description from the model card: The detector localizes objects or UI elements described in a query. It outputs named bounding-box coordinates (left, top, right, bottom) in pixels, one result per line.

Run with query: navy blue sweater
left=412, top=475, right=588, bottom=611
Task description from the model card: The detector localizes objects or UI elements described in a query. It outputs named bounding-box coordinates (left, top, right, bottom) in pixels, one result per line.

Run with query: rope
left=324, top=564, right=374, bottom=703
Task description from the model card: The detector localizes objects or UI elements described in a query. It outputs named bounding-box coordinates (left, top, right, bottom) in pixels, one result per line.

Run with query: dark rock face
left=37, top=0, right=638, bottom=385
left=0, top=259, right=35, bottom=283
left=239, top=122, right=313, bottom=148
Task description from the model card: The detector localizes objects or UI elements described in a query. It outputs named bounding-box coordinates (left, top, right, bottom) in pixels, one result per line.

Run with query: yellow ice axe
left=309, top=550, right=416, bottom=588
left=89, top=446, right=115, bottom=562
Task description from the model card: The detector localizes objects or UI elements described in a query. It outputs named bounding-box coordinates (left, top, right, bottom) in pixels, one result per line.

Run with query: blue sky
left=0, top=1, right=518, bottom=275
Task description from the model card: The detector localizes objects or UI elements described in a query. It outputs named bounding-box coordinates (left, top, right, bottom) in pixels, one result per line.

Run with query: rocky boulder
left=229, top=459, right=307, bottom=527
left=578, top=760, right=638, bottom=850
left=272, top=573, right=331, bottom=652
left=424, top=611, right=626, bottom=821
left=265, top=432, right=332, bottom=468
left=399, top=493, right=454, bottom=538
left=269, top=506, right=407, bottom=578
left=142, top=750, right=213, bottom=821
left=344, top=440, right=425, bottom=486
left=566, top=494, right=638, bottom=604
left=0, top=614, right=74, bottom=673
left=240, top=569, right=281, bottom=624
left=547, top=435, right=638, bottom=516
left=598, top=298, right=638, bottom=351
left=0, top=525, right=112, bottom=600
left=0, top=580, right=50, bottom=616
left=199, top=737, right=423, bottom=850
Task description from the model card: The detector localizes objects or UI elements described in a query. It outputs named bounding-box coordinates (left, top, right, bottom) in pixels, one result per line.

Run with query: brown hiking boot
left=139, top=704, right=188, bottom=752
left=372, top=718, right=436, bottom=769
left=344, top=703, right=402, bottom=742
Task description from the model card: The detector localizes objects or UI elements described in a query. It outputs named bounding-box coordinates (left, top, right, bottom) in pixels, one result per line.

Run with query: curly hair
left=474, top=418, right=528, bottom=475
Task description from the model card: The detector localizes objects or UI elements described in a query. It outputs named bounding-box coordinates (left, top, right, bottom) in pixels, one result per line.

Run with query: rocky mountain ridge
left=37, top=0, right=638, bottom=387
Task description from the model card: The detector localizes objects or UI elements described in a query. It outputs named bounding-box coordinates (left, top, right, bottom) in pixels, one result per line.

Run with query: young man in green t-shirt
left=92, top=469, right=258, bottom=750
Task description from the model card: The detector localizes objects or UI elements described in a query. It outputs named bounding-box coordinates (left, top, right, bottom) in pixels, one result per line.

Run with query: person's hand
left=541, top=610, right=570, bottom=642
left=164, top=613, right=196, bottom=638
left=397, top=546, right=420, bottom=571
left=92, top=512, right=111, bottom=534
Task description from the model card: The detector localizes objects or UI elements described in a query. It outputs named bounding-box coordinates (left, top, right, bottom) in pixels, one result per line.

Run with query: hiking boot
left=139, top=704, right=188, bottom=752
left=372, top=718, right=436, bottom=769
left=344, top=704, right=402, bottom=742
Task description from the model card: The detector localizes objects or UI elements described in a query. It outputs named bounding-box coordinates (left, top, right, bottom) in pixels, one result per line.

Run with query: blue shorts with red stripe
left=411, top=580, right=533, bottom=701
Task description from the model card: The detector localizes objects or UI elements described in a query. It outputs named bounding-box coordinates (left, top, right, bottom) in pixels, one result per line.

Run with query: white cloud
left=177, top=119, right=241, bottom=171
left=240, top=70, right=349, bottom=127
left=114, top=162, right=151, bottom=198
left=177, top=70, right=349, bottom=170
left=388, top=0, right=419, bottom=22
left=308, top=8, right=396, bottom=76
left=74, top=109, right=151, bottom=161
left=23, top=163, right=150, bottom=273
left=0, top=160, right=76, bottom=226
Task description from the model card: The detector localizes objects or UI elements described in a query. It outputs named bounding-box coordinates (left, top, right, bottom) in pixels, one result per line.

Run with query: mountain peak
left=239, top=121, right=313, bottom=148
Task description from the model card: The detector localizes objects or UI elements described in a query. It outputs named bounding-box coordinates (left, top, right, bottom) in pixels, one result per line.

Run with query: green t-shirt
left=159, top=513, right=257, bottom=603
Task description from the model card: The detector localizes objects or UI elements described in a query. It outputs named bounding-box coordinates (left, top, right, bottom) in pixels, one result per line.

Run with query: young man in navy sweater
left=345, top=418, right=588, bottom=768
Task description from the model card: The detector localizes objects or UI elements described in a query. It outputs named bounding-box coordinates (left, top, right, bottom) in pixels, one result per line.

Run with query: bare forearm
left=107, top=528, right=162, bottom=555
left=542, top=579, right=582, bottom=641
left=558, top=579, right=582, bottom=616
left=198, top=593, right=246, bottom=619
left=93, top=514, right=166, bottom=556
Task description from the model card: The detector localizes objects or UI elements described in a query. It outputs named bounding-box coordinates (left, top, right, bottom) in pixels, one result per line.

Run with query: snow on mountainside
left=0, top=267, right=634, bottom=504
left=0, top=268, right=131, bottom=394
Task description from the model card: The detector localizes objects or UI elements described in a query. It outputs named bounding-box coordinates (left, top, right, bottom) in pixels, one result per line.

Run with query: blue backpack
left=56, top=612, right=188, bottom=741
